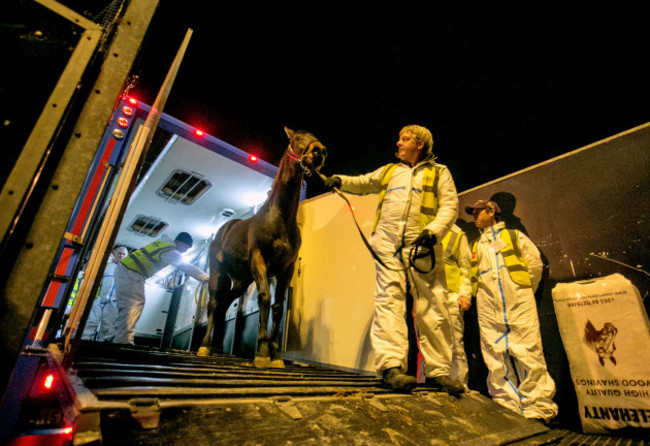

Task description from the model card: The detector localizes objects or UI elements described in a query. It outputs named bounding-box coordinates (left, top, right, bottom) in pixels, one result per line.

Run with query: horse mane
left=269, top=130, right=315, bottom=195
left=272, top=152, right=299, bottom=189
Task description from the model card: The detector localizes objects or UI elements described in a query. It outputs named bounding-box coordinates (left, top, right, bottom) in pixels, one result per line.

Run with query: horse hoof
left=270, top=359, right=285, bottom=369
left=197, top=347, right=211, bottom=357
left=253, top=356, right=272, bottom=368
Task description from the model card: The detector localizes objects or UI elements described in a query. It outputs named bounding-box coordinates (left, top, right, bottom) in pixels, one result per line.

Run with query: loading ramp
left=66, top=343, right=566, bottom=445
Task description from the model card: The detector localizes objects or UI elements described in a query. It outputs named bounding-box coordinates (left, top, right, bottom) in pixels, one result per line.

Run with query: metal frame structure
left=0, top=0, right=159, bottom=443
left=0, top=0, right=158, bottom=362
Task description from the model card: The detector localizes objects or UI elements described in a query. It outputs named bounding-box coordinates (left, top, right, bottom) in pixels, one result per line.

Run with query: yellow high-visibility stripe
left=470, top=229, right=531, bottom=295
left=372, top=163, right=440, bottom=233
left=121, top=240, right=175, bottom=278
left=442, top=229, right=463, bottom=292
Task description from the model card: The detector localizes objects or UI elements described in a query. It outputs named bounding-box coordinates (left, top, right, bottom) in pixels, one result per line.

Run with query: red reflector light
left=117, top=117, right=129, bottom=128
left=43, top=373, right=54, bottom=390
left=249, top=155, right=257, bottom=162
left=122, top=106, right=134, bottom=116
left=194, top=129, right=204, bottom=137
left=127, top=97, right=137, bottom=105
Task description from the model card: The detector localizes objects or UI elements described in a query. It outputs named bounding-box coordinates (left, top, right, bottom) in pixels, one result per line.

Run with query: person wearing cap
left=321, top=125, right=463, bottom=395
left=466, top=199, right=558, bottom=422
left=81, top=245, right=128, bottom=342
left=112, top=232, right=209, bottom=345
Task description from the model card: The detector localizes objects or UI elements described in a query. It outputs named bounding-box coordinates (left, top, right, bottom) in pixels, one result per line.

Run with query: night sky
left=132, top=1, right=649, bottom=193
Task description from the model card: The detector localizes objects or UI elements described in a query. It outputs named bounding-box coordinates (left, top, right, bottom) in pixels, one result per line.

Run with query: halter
left=286, top=139, right=322, bottom=176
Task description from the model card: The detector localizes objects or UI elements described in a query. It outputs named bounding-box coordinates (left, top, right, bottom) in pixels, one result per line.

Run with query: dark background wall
left=455, top=124, right=650, bottom=427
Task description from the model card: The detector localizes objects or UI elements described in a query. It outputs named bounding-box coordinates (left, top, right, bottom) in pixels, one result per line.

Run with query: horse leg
left=210, top=298, right=228, bottom=354
left=198, top=291, right=216, bottom=357
left=250, top=249, right=272, bottom=368
left=198, top=271, right=227, bottom=357
left=268, top=266, right=293, bottom=368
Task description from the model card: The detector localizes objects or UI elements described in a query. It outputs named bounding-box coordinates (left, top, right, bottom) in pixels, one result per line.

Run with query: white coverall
left=337, top=160, right=458, bottom=378
left=81, top=261, right=119, bottom=341
left=113, top=247, right=208, bottom=345
left=445, top=226, right=473, bottom=386
left=474, top=221, right=558, bottom=421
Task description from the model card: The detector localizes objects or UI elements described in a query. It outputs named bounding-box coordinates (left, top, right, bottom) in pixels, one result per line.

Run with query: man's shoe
left=527, top=416, right=559, bottom=428
left=382, top=367, right=417, bottom=392
left=428, top=375, right=466, bottom=396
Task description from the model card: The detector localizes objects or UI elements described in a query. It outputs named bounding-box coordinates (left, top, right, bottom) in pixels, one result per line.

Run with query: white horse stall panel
left=173, top=277, right=202, bottom=333
left=285, top=193, right=379, bottom=374
left=135, top=284, right=173, bottom=338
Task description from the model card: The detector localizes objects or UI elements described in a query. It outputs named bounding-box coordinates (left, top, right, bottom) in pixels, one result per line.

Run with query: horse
left=197, top=127, right=327, bottom=368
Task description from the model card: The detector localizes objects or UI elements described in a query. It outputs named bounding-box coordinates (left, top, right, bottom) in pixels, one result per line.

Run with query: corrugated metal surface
left=69, top=344, right=648, bottom=445
left=72, top=344, right=382, bottom=402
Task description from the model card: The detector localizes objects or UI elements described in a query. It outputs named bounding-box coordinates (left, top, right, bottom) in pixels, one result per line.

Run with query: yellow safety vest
left=442, top=229, right=463, bottom=293
left=470, top=229, right=532, bottom=295
left=372, top=163, right=441, bottom=233
left=121, top=240, right=175, bottom=278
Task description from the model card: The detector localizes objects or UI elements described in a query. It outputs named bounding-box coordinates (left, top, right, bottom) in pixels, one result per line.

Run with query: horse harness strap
left=285, top=144, right=302, bottom=162
left=286, top=140, right=322, bottom=176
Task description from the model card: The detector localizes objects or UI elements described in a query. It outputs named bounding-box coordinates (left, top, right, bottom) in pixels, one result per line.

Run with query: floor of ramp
left=67, top=342, right=642, bottom=445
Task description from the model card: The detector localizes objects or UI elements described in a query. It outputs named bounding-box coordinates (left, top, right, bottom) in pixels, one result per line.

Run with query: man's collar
left=399, top=158, right=435, bottom=169
left=479, top=221, right=505, bottom=236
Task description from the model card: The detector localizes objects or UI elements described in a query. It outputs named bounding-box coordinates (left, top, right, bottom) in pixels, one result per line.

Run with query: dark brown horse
left=197, top=127, right=327, bottom=368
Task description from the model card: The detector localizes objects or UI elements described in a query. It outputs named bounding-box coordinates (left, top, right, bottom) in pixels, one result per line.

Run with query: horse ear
left=284, top=127, right=295, bottom=139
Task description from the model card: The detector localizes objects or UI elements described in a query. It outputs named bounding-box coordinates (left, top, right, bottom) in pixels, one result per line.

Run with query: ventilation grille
left=128, top=215, right=168, bottom=237
left=157, top=170, right=212, bottom=205
left=220, top=209, right=235, bottom=217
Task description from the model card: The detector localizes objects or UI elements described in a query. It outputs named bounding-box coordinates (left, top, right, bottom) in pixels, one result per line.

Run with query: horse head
left=284, top=127, right=327, bottom=176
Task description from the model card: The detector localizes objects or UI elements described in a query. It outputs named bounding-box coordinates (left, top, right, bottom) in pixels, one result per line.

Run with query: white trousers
left=113, top=263, right=146, bottom=345
left=477, top=282, right=558, bottom=421
left=371, top=234, right=453, bottom=378
left=82, top=298, right=118, bottom=341
left=448, top=300, right=469, bottom=385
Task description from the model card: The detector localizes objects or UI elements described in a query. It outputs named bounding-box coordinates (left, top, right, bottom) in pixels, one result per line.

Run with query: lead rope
left=332, top=187, right=434, bottom=273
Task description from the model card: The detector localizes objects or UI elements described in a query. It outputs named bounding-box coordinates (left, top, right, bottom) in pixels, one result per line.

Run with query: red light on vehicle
left=63, top=426, right=74, bottom=435
left=122, top=106, right=134, bottom=116
left=43, top=373, right=54, bottom=390
left=249, top=155, right=257, bottom=162
left=194, top=129, right=204, bottom=137
left=117, top=117, right=129, bottom=128
left=127, top=97, right=137, bottom=105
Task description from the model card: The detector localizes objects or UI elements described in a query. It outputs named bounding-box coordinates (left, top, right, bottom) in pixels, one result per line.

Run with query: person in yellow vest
left=321, top=125, right=464, bottom=395
left=81, top=245, right=128, bottom=341
left=441, top=225, right=472, bottom=387
left=112, top=232, right=209, bottom=345
left=466, top=199, right=557, bottom=423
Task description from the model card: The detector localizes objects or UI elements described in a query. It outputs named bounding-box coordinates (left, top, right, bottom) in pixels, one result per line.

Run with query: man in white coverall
left=322, top=125, right=464, bottom=395
left=466, top=199, right=558, bottom=422
left=81, top=245, right=128, bottom=341
left=441, top=225, right=472, bottom=387
left=112, top=232, right=209, bottom=345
